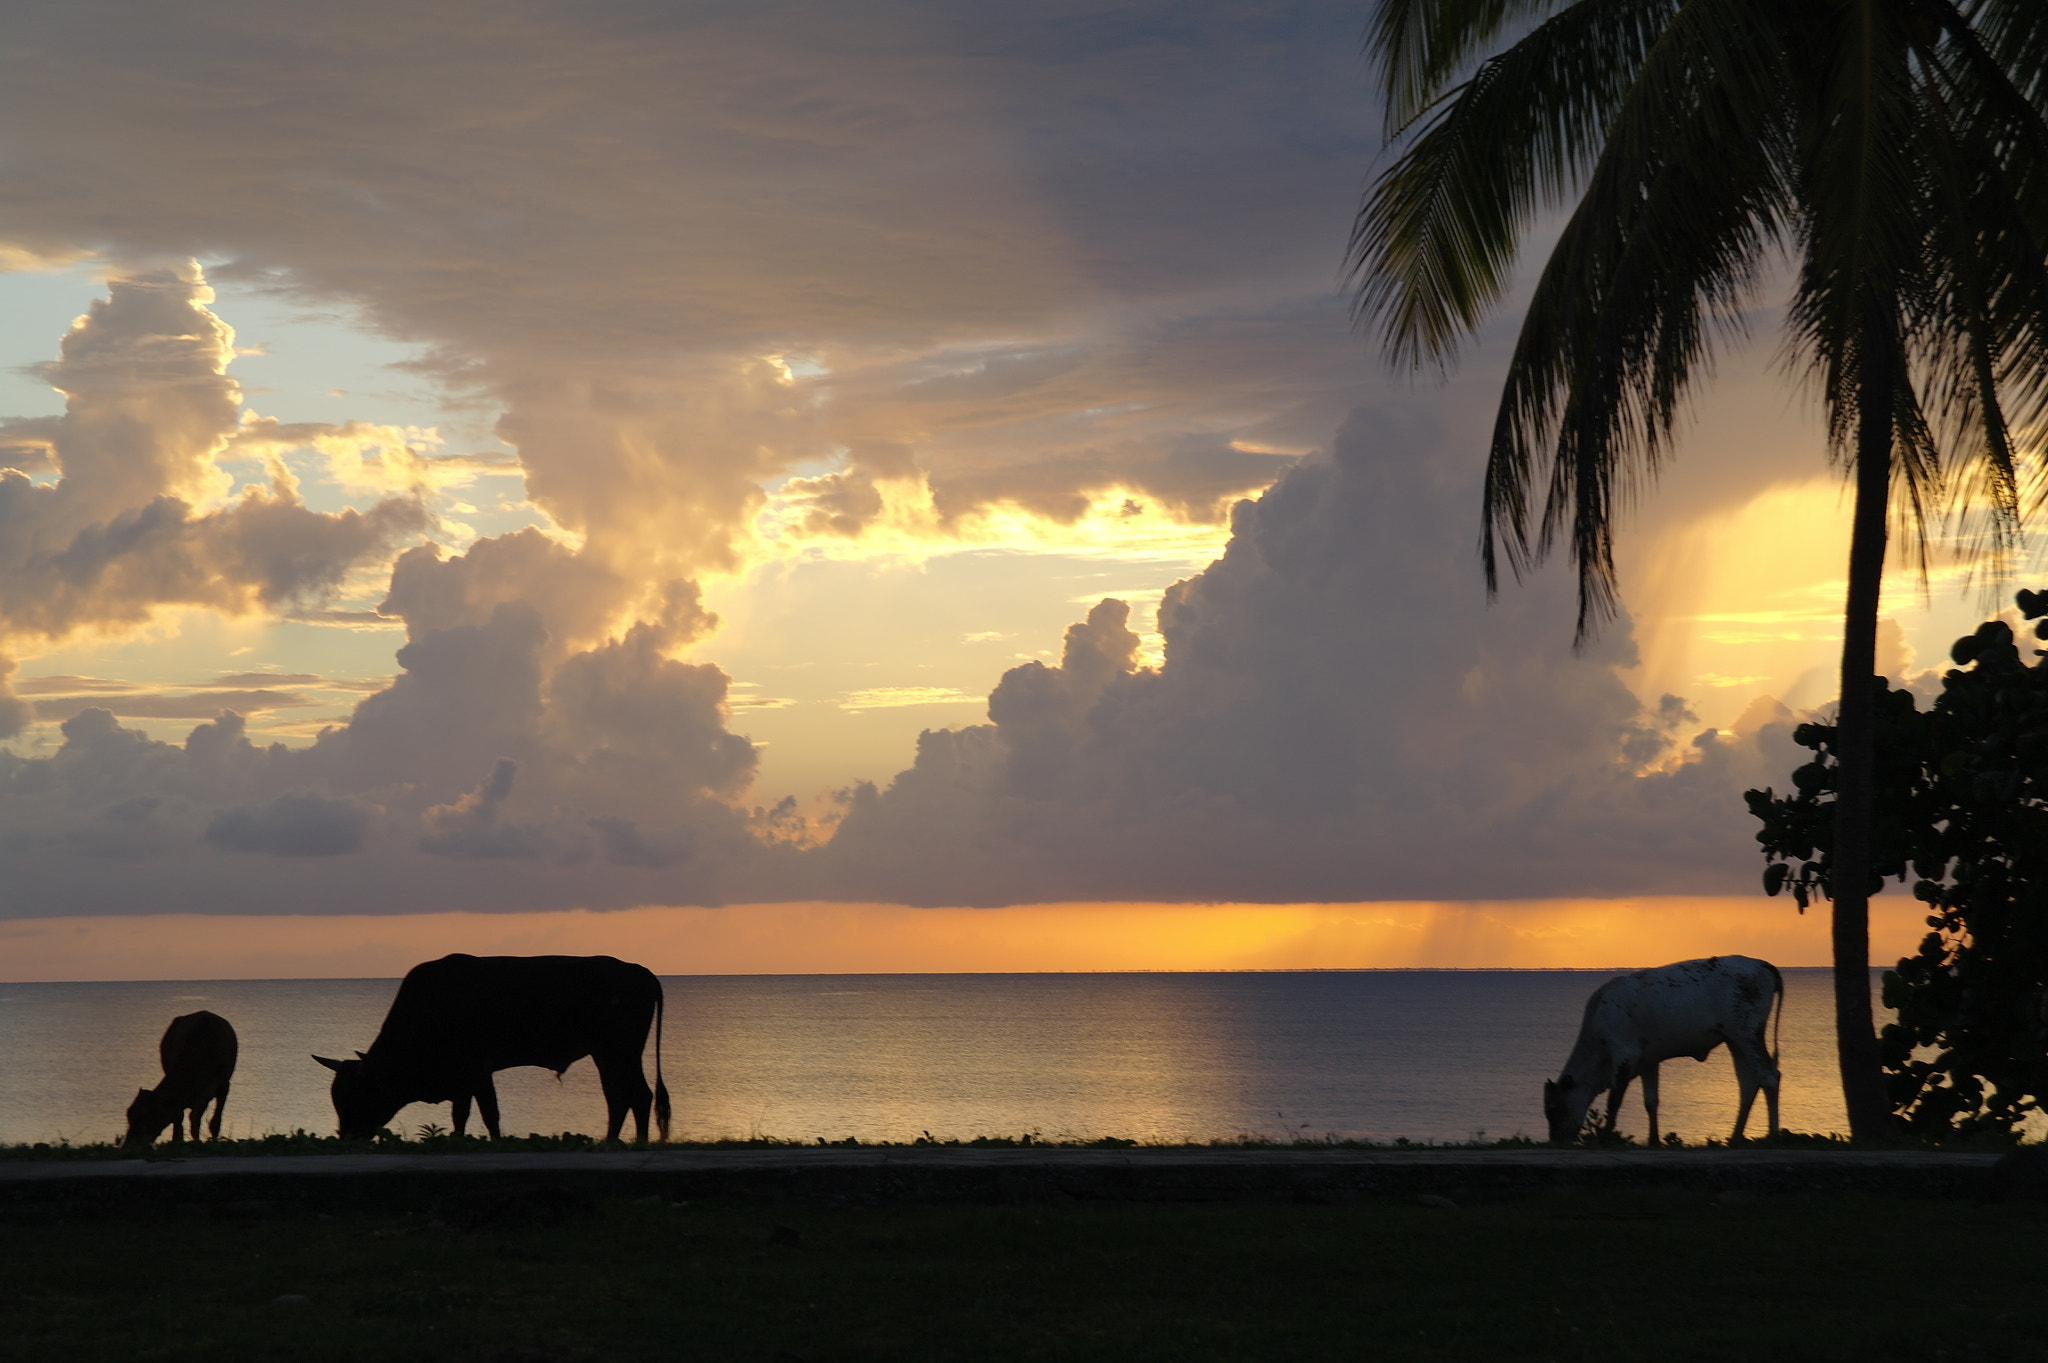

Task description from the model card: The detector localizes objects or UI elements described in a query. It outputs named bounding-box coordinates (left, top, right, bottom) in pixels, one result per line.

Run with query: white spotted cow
left=1543, top=956, right=1783, bottom=1145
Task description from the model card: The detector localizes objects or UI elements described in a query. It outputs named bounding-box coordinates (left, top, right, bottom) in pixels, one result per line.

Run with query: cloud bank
left=818, top=414, right=1799, bottom=904
left=0, top=410, right=1795, bottom=915
left=2, top=0, right=1375, bottom=593
left=0, top=0, right=1824, bottom=920
left=0, top=264, right=428, bottom=735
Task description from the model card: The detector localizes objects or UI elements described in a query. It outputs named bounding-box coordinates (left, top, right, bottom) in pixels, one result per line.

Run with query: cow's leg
left=450, top=1092, right=471, bottom=1137
left=1730, top=1052, right=1759, bottom=1142
left=1603, top=1066, right=1633, bottom=1135
left=208, top=1080, right=230, bottom=1141
left=595, top=1051, right=652, bottom=1144
left=475, top=1074, right=502, bottom=1141
left=596, top=1070, right=626, bottom=1144
left=169, top=1110, right=185, bottom=1145
left=187, top=1104, right=203, bottom=1142
left=1728, top=1033, right=1779, bottom=1140
left=1764, top=1056, right=1781, bottom=1137
left=627, top=1067, right=652, bottom=1145
left=1640, top=1063, right=1661, bottom=1146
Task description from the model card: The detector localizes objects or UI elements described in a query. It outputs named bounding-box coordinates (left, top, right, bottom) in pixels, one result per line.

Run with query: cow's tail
left=652, top=980, right=672, bottom=1143
left=1767, top=960, right=1785, bottom=1066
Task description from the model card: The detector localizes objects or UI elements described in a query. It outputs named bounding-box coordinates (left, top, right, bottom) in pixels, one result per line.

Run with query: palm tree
left=1349, top=0, right=2048, bottom=1139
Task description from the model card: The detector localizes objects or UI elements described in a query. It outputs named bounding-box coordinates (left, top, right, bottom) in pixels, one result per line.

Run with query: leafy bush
left=1747, top=591, right=2048, bottom=1137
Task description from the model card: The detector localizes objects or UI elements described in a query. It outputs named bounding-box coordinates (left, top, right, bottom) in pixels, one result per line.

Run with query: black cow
left=124, top=1010, right=238, bottom=1147
left=314, top=954, right=671, bottom=1143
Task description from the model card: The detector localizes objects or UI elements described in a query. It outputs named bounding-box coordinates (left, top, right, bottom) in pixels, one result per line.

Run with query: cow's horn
left=355, top=1050, right=367, bottom=1060
left=312, top=1054, right=347, bottom=1072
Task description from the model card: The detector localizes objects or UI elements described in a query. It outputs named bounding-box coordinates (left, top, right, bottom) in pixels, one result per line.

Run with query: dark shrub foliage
left=1747, top=591, right=2048, bottom=1137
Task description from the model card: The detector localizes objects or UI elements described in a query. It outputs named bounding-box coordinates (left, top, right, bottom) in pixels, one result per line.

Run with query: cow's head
left=122, top=1088, right=176, bottom=1148
left=314, top=1053, right=405, bottom=1139
left=1543, top=1075, right=1592, bottom=1144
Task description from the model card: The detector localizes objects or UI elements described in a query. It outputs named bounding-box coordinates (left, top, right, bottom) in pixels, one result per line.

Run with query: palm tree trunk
left=1831, top=325, right=1896, bottom=1142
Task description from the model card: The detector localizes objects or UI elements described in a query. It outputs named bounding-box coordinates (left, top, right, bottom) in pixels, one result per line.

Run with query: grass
left=0, top=1130, right=1550, bottom=1162
left=24, top=1113, right=1998, bottom=1154
left=1, top=1186, right=2042, bottom=1361
left=13, top=1126, right=1976, bottom=1162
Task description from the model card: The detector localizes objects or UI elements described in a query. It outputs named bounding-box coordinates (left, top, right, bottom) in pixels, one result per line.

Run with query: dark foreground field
left=2, top=1186, right=2042, bottom=1363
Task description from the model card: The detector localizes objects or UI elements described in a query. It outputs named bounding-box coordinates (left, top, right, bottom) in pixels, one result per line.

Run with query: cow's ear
left=355, top=1050, right=368, bottom=1061
left=313, top=1054, right=346, bottom=1072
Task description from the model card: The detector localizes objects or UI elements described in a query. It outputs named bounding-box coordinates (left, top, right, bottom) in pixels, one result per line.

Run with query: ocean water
left=0, top=969, right=1877, bottom=1147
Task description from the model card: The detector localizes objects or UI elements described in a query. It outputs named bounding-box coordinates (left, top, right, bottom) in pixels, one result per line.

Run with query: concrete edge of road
left=2, top=1146, right=2041, bottom=1211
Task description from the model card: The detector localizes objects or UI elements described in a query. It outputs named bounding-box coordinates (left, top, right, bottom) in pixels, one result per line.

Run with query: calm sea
left=0, top=970, right=1877, bottom=1148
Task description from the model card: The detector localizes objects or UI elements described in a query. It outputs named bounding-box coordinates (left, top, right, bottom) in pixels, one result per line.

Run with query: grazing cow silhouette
left=124, top=1010, right=238, bottom=1147
left=315, top=954, right=671, bottom=1143
left=1543, top=956, right=1783, bottom=1145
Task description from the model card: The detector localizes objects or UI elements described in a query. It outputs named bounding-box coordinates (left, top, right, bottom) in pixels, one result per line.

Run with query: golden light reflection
left=0, top=897, right=1929, bottom=981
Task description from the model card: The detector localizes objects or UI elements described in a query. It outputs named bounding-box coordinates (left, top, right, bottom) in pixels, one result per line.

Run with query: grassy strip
left=1, top=1131, right=1533, bottom=1162
left=2, top=1128, right=1914, bottom=1163
left=2, top=1187, right=2041, bottom=1361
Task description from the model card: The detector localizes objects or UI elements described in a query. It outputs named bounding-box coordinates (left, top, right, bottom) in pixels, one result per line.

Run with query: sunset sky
left=0, top=0, right=2014, bottom=978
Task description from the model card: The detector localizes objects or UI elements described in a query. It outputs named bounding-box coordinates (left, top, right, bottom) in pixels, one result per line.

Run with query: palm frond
left=1961, top=0, right=2048, bottom=111
left=1478, top=0, right=1794, bottom=631
left=1909, top=7, right=2048, bottom=576
left=1352, top=0, right=1674, bottom=370
left=1356, top=0, right=2048, bottom=636
left=1369, top=0, right=1577, bottom=132
left=1790, top=0, right=2048, bottom=583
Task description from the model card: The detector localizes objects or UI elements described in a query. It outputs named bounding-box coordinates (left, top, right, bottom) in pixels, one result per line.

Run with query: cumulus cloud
left=0, top=263, right=429, bottom=735
left=0, top=578, right=793, bottom=911
left=818, top=415, right=1802, bottom=905
left=0, top=660, right=29, bottom=738
left=0, top=417, right=59, bottom=475
left=203, top=791, right=373, bottom=857
left=228, top=417, right=518, bottom=498
left=0, top=1, right=1833, bottom=920
left=0, top=272, right=791, bottom=913
left=0, top=0, right=1376, bottom=591
left=418, top=758, right=546, bottom=860
left=0, top=406, right=1808, bottom=915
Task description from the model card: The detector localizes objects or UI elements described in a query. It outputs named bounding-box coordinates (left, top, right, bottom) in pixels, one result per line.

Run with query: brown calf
left=124, top=1011, right=238, bottom=1147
